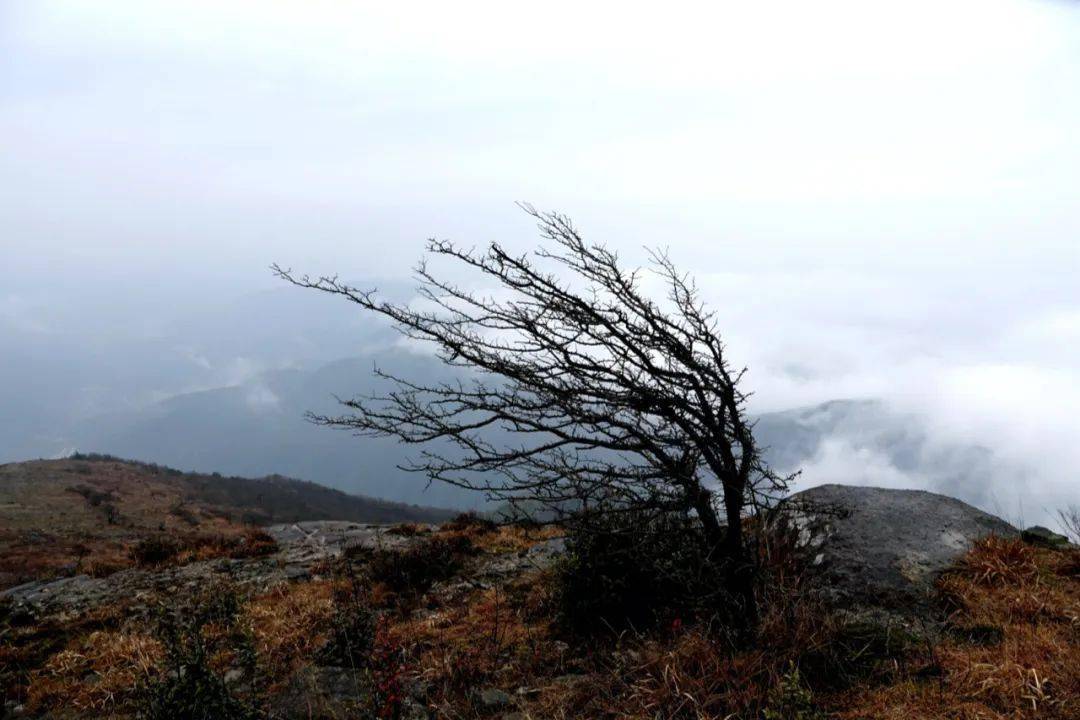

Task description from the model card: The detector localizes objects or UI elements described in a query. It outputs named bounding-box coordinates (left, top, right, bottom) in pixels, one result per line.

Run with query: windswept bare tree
left=274, top=206, right=790, bottom=617
left=1059, top=505, right=1080, bottom=545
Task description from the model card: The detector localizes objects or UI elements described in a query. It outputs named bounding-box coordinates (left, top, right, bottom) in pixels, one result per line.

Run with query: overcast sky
left=2, top=0, right=1078, bottom=518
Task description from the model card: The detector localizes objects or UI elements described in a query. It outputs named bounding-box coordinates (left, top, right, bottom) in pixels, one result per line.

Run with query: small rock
left=284, top=564, right=311, bottom=581
left=407, top=679, right=432, bottom=701
left=479, top=687, right=512, bottom=708
left=401, top=697, right=431, bottom=720
left=1022, top=526, right=1071, bottom=548
left=223, top=668, right=245, bottom=684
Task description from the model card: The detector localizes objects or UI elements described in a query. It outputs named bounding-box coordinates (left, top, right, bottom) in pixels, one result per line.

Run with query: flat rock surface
left=1, top=522, right=565, bottom=621
left=266, top=521, right=420, bottom=561
left=783, top=484, right=1018, bottom=614
left=0, top=556, right=291, bottom=620
left=0, top=522, right=414, bottom=618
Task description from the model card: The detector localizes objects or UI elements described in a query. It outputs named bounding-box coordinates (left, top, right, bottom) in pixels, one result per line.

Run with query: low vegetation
left=130, top=530, right=278, bottom=568
left=359, top=532, right=475, bottom=600
left=553, top=509, right=731, bottom=635
left=6, top=216, right=1074, bottom=718
left=4, top=514, right=1076, bottom=719
left=139, top=583, right=262, bottom=720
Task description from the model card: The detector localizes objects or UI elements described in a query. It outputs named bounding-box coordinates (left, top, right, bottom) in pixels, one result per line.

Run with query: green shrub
left=800, top=618, right=919, bottom=689
left=102, top=502, right=122, bottom=525
left=67, top=483, right=115, bottom=507
left=169, top=502, right=202, bottom=527
left=234, top=530, right=279, bottom=558
left=385, top=523, right=431, bottom=538
left=139, top=584, right=262, bottom=720
left=320, top=572, right=377, bottom=667
left=763, top=665, right=826, bottom=720
left=947, top=622, right=1004, bottom=647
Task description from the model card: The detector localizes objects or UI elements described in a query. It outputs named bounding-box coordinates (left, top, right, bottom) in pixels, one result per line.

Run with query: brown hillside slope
left=0, top=455, right=455, bottom=590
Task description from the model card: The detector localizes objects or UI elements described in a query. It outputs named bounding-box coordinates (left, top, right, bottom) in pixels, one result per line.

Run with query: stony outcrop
left=1, top=520, right=566, bottom=720
left=0, top=521, right=565, bottom=622
left=778, top=484, right=1017, bottom=616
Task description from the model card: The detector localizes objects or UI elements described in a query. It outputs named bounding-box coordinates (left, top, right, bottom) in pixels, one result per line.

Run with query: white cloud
left=793, top=439, right=930, bottom=493
left=244, top=385, right=281, bottom=412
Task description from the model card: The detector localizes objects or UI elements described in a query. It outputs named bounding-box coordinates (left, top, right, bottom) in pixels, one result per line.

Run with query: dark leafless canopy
left=1059, top=505, right=1080, bottom=545
left=273, top=206, right=791, bottom=560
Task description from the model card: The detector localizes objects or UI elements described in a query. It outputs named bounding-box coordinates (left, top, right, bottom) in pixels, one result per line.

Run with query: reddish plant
left=369, top=619, right=407, bottom=719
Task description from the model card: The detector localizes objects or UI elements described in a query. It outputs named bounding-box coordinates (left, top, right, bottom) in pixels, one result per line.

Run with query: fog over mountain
left=66, top=375, right=1025, bottom=520
left=3, top=1, right=1079, bottom=527
left=5, top=269, right=1076, bottom=525
left=0, top=304, right=1058, bottom=525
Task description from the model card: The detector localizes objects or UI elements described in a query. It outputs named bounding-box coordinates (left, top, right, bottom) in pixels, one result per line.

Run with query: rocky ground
left=1, top=518, right=566, bottom=719
left=2, top=487, right=1077, bottom=719
left=3, top=521, right=564, bottom=619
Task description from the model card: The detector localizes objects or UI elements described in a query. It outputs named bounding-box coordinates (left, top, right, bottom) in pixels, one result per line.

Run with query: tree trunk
left=693, top=487, right=726, bottom=551
left=721, top=480, right=758, bottom=635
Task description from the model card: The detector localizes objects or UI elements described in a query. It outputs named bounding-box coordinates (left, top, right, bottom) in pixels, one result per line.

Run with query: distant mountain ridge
left=66, top=351, right=481, bottom=508
left=53, top=354, right=1020, bottom=516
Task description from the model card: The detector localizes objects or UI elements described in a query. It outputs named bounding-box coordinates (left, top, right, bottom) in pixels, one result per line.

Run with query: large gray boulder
left=779, top=484, right=1017, bottom=615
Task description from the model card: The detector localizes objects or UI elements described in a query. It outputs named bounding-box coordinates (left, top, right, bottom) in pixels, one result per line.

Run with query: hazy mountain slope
left=63, top=345, right=1018, bottom=516
left=70, top=351, right=479, bottom=509
left=0, top=284, right=406, bottom=463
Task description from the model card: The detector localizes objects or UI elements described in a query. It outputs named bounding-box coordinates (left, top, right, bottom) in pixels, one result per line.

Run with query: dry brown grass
left=407, top=534, right=1076, bottom=720
left=0, top=534, right=134, bottom=587
left=387, top=569, right=567, bottom=715
left=952, top=535, right=1042, bottom=589
left=385, top=522, right=434, bottom=537
left=831, top=538, right=1080, bottom=720
left=433, top=519, right=563, bottom=555
left=244, top=579, right=336, bottom=681
left=9, top=523, right=1075, bottom=720
left=175, top=528, right=280, bottom=564
left=10, top=579, right=336, bottom=717
left=380, top=546, right=824, bottom=720
left=0, top=459, right=268, bottom=590
left=531, top=569, right=841, bottom=719
left=24, top=629, right=162, bottom=714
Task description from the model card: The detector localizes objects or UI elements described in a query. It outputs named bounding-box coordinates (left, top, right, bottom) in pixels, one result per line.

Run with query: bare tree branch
left=274, top=206, right=794, bottom=618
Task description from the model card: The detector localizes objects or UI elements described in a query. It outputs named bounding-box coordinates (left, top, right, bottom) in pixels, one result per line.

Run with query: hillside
left=0, top=455, right=456, bottom=590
